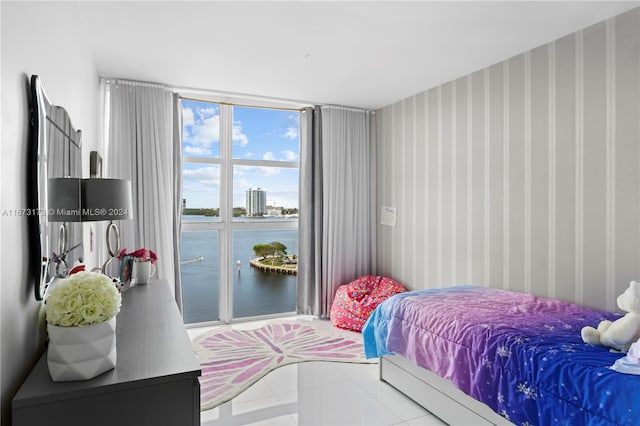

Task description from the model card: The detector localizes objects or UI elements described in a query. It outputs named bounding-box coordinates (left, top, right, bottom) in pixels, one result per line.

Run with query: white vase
left=47, top=316, right=117, bottom=382
left=134, top=260, right=156, bottom=285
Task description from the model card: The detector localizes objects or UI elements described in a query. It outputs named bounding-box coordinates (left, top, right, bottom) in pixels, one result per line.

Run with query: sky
left=181, top=99, right=300, bottom=210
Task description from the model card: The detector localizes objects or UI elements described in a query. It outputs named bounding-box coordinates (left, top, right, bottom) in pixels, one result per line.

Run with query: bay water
left=180, top=216, right=297, bottom=323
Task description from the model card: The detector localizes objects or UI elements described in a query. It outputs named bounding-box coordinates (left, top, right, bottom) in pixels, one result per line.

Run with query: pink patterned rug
left=193, top=321, right=371, bottom=410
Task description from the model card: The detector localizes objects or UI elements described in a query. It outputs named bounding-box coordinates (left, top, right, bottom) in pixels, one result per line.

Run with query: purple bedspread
left=362, top=285, right=640, bottom=425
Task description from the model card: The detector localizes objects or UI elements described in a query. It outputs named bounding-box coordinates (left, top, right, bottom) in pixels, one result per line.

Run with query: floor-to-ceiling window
left=180, top=98, right=299, bottom=324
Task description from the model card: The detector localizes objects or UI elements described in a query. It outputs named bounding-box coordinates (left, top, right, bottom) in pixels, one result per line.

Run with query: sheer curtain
left=103, top=79, right=183, bottom=309
left=298, top=105, right=377, bottom=317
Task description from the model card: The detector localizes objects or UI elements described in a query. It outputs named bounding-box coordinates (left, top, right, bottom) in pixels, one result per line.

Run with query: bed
left=362, top=285, right=640, bottom=426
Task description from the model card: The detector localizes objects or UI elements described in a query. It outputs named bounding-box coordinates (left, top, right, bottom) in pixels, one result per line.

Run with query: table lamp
left=47, top=177, right=82, bottom=276
left=81, top=178, right=133, bottom=274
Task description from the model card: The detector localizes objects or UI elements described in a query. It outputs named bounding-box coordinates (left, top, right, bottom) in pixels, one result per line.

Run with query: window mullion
left=219, top=103, right=234, bottom=322
left=220, top=104, right=233, bottom=223
left=232, top=159, right=299, bottom=169
left=183, top=156, right=222, bottom=165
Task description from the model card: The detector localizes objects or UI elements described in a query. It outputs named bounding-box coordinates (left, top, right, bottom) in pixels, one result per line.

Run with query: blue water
left=180, top=217, right=297, bottom=324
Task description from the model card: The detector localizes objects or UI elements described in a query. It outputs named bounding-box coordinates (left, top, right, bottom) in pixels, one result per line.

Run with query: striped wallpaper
left=375, top=7, right=640, bottom=312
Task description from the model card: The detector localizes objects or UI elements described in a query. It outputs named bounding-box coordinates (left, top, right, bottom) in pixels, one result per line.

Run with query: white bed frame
left=380, top=355, right=513, bottom=426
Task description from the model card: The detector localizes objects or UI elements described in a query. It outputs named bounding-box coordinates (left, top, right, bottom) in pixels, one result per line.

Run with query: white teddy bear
left=581, top=281, right=640, bottom=352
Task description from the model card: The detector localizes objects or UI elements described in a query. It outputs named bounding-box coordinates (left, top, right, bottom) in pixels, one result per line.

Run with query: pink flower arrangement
left=117, top=248, right=157, bottom=264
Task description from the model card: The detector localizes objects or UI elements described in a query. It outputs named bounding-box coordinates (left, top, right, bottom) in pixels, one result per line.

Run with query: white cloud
left=256, top=167, right=281, bottom=177
left=234, top=179, right=253, bottom=189
left=183, top=166, right=220, bottom=186
left=183, top=114, right=220, bottom=157
left=194, top=115, right=220, bottom=143
left=262, top=152, right=275, bottom=161
left=198, top=107, right=217, bottom=116
left=182, top=107, right=194, bottom=127
left=183, top=113, right=249, bottom=153
left=237, top=164, right=281, bottom=178
left=184, top=145, right=212, bottom=156
left=283, top=150, right=297, bottom=161
left=182, top=106, right=223, bottom=156
left=284, top=127, right=298, bottom=140
left=232, top=123, right=249, bottom=147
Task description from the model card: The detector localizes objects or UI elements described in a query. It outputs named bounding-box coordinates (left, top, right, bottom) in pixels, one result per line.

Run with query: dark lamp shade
left=81, top=178, right=133, bottom=222
left=48, top=178, right=82, bottom=222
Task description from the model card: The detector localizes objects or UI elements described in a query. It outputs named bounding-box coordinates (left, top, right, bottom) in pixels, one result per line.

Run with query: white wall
left=0, top=2, right=99, bottom=423
left=376, top=7, right=640, bottom=313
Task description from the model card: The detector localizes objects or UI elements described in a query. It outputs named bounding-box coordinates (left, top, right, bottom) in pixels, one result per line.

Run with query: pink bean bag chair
left=330, top=275, right=406, bottom=332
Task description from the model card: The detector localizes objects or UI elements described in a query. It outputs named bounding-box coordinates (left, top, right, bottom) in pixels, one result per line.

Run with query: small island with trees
left=251, top=241, right=297, bottom=275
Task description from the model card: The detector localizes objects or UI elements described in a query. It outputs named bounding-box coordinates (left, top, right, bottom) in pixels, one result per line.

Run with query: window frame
left=180, top=99, right=300, bottom=324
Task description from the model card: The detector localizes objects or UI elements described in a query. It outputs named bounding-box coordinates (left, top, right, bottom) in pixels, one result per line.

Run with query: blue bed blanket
left=362, top=286, right=640, bottom=426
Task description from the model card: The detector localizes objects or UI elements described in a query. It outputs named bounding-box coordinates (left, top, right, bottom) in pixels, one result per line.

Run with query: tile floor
left=188, top=318, right=447, bottom=426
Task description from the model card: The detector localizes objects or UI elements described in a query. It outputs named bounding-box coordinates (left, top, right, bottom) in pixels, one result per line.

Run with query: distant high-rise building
left=246, top=188, right=266, bottom=216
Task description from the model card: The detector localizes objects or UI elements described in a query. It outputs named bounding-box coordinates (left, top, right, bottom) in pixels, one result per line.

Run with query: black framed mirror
left=30, top=75, right=84, bottom=300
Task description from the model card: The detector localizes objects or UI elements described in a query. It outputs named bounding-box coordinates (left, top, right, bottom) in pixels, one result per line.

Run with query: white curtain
left=298, top=105, right=376, bottom=317
left=104, top=79, right=181, bottom=308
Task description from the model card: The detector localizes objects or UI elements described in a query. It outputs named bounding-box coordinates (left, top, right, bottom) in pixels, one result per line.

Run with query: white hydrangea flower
left=45, top=271, right=121, bottom=327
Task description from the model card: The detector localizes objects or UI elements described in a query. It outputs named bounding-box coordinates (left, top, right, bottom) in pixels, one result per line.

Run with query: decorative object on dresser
left=80, top=177, right=133, bottom=274
left=44, top=270, right=122, bottom=382
left=46, top=177, right=83, bottom=279
left=119, top=255, right=134, bottom=287
left=117, top=248, right=157, bottom=285
left=133, top=258, right=156, bottom=284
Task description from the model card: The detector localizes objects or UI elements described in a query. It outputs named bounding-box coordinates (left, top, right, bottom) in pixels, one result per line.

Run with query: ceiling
left=75, top=1, right=639, bottom=110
